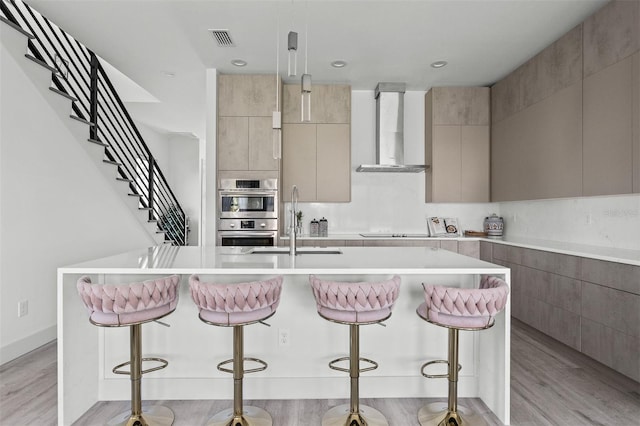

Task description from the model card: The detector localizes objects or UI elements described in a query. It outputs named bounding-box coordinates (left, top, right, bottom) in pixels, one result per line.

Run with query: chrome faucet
left=290, top=185, right=299, bottom=256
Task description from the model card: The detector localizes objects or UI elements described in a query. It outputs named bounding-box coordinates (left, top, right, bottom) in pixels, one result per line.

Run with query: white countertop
left=281, top=233, right=640, bottom=266
left=60, top=245, right=507, bottom=274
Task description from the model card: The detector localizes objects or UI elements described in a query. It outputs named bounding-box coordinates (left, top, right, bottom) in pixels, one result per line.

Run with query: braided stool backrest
left=309, top=275, right=401, bottom=324
left=422, top=275, right=509, bottom=329
left=77, top=275, right=180, bottom=326
left=189, top=275, right=283, bottom=325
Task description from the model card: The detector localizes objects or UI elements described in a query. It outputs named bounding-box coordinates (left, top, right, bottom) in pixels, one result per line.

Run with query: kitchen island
left=57, top=245, right=511, bottom=425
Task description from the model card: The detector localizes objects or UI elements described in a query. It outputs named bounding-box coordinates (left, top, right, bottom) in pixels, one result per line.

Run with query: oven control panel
left=218, top=218, right=278, bottom=231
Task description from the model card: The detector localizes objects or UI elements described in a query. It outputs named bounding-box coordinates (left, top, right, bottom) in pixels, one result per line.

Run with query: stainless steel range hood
left=356, top=83, right=427, bottom=173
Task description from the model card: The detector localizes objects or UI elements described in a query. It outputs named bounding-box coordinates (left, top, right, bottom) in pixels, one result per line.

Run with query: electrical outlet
left=18, top=300, right=28, bottom=317
left=278, top=328, right=290, bottom=346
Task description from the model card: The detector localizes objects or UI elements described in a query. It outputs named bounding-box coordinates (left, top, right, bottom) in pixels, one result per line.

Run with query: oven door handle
left=218, top=231, right=276, bottom=237
left=219, top=191, right=276, bottom=197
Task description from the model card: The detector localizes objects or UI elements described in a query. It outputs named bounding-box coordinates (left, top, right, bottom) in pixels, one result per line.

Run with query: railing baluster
left=89, top=53, right=98, bottom=140
left=148, top=156, right=155, bottom=223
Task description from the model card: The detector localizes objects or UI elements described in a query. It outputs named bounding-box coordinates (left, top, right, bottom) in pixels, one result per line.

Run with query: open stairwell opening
left=0, top=0, right=189, bottom=245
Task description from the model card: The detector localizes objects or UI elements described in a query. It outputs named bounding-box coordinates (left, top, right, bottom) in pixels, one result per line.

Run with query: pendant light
left=287, top=31, right=298, bottom=77
left=300, top=0, right=311, bottom=123
left=273, top=10, right=282, bottom=159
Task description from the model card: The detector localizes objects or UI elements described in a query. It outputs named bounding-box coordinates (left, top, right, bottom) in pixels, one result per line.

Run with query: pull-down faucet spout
left=290, top=185, right=299, bottom=256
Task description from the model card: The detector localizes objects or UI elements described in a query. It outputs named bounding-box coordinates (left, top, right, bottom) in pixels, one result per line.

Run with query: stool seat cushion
left=77, top=275, right=180, bottom=326
left=309, top=275, right=401, bottom=324
left=189, top=275, right=283, bottom=326
left=419, top=275, right=509, bottom=329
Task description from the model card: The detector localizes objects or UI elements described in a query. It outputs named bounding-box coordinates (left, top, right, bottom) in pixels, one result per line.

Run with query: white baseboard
left=0, top=325, right=56, bottom=365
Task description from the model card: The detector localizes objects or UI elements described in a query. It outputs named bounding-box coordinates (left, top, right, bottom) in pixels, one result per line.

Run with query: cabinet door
left=218, top=74, right=277, bottom=117
left=283, top=84, right=350, bottom=124
left=461, top=126, right=490, bottom=202
left=583, top=56, right=634, bottom=196
left=218, top=116, right=248, bottom=170
left=282, top=124, right=317, bottom=201
left=249, top=117, right=279, bottom=171
left=432, top=125, right=461, bottom=202
left=316, top=124, right=350, bottom=202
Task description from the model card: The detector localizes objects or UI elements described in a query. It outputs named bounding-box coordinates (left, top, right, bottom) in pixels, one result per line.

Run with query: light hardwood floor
left=1, top=319, right=639, bottom=425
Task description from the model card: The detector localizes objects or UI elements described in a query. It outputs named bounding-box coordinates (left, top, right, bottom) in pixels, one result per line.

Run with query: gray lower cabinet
left=481, top=241, right=640, bottom=381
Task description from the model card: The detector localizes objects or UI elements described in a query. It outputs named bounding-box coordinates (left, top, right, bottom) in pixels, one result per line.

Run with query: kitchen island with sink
left=57, top=245, right=511, bottom=425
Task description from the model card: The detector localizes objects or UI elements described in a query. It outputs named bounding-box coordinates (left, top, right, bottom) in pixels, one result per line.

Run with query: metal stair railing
left=0, top=0, right=188, bottom=245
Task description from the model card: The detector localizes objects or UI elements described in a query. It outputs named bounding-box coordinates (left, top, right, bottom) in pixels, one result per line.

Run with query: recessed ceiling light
left=331, top=60, right=347, bottom=68
left=231, top=59, right=247, bottom=67
left=431, top=60, right=448, bottom=69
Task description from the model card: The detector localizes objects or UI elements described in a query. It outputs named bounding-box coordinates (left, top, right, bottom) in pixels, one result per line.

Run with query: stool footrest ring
left=329, top=356, right=378, bottom=374
left=112, top=357, right=169, bottom=376
left=217, top=356, right=268, bottom=375
left=420, top=359, right=461, bottom=379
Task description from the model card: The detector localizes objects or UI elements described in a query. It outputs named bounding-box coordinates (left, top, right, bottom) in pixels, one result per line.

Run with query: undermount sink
left=249, top=247, right=342, bottom=255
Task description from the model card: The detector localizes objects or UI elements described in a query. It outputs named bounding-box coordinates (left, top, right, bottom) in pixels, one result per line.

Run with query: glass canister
left=310, top=219, right=319, bottom=237
left=483, top=213, right=504, bottom=237
left=319, top=217, right=328, bottom=237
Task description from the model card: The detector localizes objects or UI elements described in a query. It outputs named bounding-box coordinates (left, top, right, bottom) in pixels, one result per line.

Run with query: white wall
left=204, top=69, right=217, bottom=247
left=167, top=134, right=200, bottom=245
left=135, top=122, right=201, bottom=245
left=0, top=26, right=155, bottom=363
left=499, top=194, right=640, bottom=250
left=291, top=90, right=494, bottom=234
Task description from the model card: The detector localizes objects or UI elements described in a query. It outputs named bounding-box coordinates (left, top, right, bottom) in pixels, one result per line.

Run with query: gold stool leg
left=108, top=324, right=175, bottom=426
left=418, top=328, right=487, bottom=426
left=322, top=324, right=388, bottom=426
left=208, top=326, right=272, bottom=426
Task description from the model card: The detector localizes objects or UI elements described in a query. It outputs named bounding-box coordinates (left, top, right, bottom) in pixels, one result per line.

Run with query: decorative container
left=319, top=217, right=328, bottom=237
left=483, top=214, right=504, bottom=237
left=310, top=219, right=319, bottom=237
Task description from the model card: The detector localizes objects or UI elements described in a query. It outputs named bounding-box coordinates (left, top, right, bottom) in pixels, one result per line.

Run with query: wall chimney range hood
left=356, top=83, right=428, bottom=173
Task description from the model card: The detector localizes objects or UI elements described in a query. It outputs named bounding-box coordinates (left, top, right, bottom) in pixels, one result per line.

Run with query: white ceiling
left=28, top=0, right=608, bottom=138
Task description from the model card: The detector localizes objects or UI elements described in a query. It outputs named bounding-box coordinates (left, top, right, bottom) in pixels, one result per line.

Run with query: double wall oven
left=217, top=178, right=278, bottom=246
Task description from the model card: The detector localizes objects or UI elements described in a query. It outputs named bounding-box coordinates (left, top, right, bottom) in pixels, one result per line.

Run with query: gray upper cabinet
left=491, top=1, right=640, bottom=200
left=282, top=84, right=350, bottom=124
left=425, top=87, right=490, bottom=203
left=217, top=74, right=281, bottom=174
left=218, top=74, right=278, bottom=117
left=281, top=84, right=351, bottom=202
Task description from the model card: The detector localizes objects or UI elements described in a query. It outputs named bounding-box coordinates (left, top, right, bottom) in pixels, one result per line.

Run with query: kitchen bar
left=57, top=245, right=511, bottom=425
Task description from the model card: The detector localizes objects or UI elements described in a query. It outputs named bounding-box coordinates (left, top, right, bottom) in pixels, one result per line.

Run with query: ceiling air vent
left=209, top=29, right=235, bottom=47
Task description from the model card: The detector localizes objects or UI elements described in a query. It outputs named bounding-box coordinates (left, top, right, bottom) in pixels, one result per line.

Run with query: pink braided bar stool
left=77, top=275, right=181, bottom=426
left=189, top=275, right=283, bottom=426
left=416, top=276, right=509, bottom=426
left=309, top=275, right=401, bottom=426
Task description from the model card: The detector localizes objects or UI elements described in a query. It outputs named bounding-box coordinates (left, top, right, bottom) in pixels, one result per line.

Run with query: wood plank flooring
left=1, top=319, right=639, bottom=425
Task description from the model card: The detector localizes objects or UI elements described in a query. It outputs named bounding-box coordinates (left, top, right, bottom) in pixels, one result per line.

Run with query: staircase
left=0, top=0, right=188, bottom=245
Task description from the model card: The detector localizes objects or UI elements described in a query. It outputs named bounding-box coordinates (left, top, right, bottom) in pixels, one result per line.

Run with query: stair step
left=156, top=230, right=167, bottom=234
left=139, top=207, right=153, bottom=211
left=87, top=138, right=108, bottom=147
left=115, top=177, right=132, bottom=182
left=49, top=86, right=77, bottom=102
left=1, top=17, right=34, bottom=39
left=70, top=115, right=96, bottom=127
left=102, top=159, right=122, bottom=166
left=24, top=53, right=57, bottom=72
left=148, top=220, right=158, bottom=223
left=128, top=193, right=141, bottom=197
